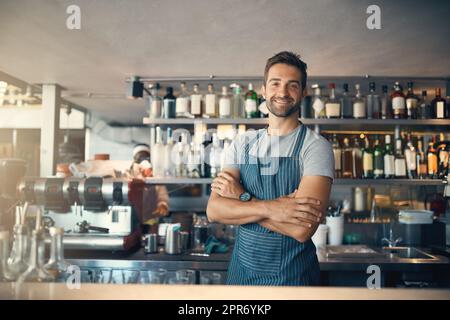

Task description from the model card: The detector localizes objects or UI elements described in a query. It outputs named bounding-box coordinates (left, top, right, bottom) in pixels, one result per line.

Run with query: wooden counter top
left=1, top=282, right=449, bottom=300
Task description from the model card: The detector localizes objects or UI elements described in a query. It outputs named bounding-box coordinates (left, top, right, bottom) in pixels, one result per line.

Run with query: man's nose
left=278, top=85, right=289, bottom=97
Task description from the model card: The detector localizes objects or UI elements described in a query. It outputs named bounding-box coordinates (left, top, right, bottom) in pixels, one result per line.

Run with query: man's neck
left=267, top=112, right=301, bottom=136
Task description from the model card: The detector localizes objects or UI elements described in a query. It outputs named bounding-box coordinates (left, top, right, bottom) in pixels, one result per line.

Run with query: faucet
left=381, top=226, right=402, bottom=248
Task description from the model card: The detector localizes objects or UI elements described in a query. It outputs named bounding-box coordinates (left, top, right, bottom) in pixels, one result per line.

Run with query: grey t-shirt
left=223, top=124, right=334, bottom=181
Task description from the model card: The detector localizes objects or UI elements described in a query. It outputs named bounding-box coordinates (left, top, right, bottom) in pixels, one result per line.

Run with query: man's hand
left=211, top=171, right=244, bottom=200
left=152, top=203, right=169, bottom=217
left=263, top=195, right=323, bottom=228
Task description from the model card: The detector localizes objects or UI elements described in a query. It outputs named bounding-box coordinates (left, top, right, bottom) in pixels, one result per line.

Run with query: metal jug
left=165, top=224, right=181, bottom=254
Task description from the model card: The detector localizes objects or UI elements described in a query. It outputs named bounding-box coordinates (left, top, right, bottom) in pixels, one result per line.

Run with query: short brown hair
left=264, top=51, right=307, bottom=91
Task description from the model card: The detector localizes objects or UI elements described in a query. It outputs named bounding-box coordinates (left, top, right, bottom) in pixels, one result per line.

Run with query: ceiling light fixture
left=126, top=76, right=150, bottom=99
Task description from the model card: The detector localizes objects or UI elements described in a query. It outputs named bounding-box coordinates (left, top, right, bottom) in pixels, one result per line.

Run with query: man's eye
left=289, top=83, right=300, bottom=89
left=270, top=82, right=280, bottom=87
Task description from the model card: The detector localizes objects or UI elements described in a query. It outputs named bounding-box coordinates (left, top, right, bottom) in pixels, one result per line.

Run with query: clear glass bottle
left=209, top=133, right=222, bottom=178
left=151, top=126, right=165, bottom=177
left=373, top=135, right=384, bottom=179
left=342, top=137, right=353, bottom=178
left=219, top=86, right=232, bottom=119
left=436, top=133, right=449, bottom=179
left=18, top=230, right=55, bottom=283
left=311, top=84, right=326, bottom=119
left=405, top=82, right=419, bottom=119
left=44, top=227, right=70, bottom=282
left=244, top=83, right=259, bottom=118
left=391, top=82, right=406, bottom=119
left=0, top=230, right=14, bottom=281
left=362, top=136, right=373, bottom=178
left=367, top=82, right=381, bottom=119
left=232, top=85, right=244, bottom=118
left=331, top=134, right=342, bottom=178
left=190, top=84, right=203, bottom=118
left=7, top=211, right=29, bottom=279
left=431, top=88, right=447, bottom=119
left=404, top=133, right=417, bottom=179
left=148, top=83, right=162, bottom=119
left=381, top=85, right=392, bottom=119
left=163, top=127, right=174, bottom=177
left=340, top=83, right=353, bottom=118
left=384, top=135, right=395, bottom=179
left=176, top=82, right=191, bottom=118
left=186, top=142, right=201, bottom=178
left=163, top=87, right=176, bottom=119
left=419, top=90, right=430, bottom=120
left=203, top=83, right=218, bottom=118
left=325, top=83, right=341, bottom=118
left=353, top=84, right=366, bottom=119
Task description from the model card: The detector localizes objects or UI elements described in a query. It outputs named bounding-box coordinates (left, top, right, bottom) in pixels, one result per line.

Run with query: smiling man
left=206, top=51, right=334, bottom=286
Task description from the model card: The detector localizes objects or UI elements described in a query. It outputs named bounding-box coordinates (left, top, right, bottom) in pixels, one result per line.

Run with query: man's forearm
left=206, top=194, right=268, bottom=225
left=259, top=218, right=318, bottom=243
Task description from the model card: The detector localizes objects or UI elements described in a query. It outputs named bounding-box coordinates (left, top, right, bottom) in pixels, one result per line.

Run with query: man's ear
left=261, top=84, right=266, bottom=100
left=302, top=87, right=308, bottom=98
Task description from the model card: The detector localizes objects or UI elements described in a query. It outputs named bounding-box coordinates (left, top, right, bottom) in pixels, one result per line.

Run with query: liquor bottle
left=325, top=83, right=341, bottom=118
left=362, top=136, right=373, bottom=178
left=231, top=85, right=244, bottom=118
left=331, top=134, right=342, bottom=178
left=384, top=135, right=395, bottom=179
left=373, top=135, right=384, bottom=179
left=342, top=137, right=353, bottom=178
left=431, top=88, right=447, bottom=119
left=436, top=133, right=449, bottom=179
left=405, top=82, right=419, bottom=119
left=175, top=82, right=190, bottom=118
left=366, top=82, right=381, bottom=119
left=187, top=142, right=201, bottom=178
left=352, top=136, right=363, bottom=178
left=163, top=87, right=176, bottom=119
left=341, top=83, right=353, bottom=118
left=148, top=83, right=162, bottom=119
left=244, top=83, right=259, bottom=118
left=380, top=85, right=392, bottom=119
left=404, top=133, right=417, bottom=179
left=300, top=95, right=312, bottom=119
left=419, top=90, right=430, bottom=120
left=311, top=84, right=326, bottom=119
left=203, top=83, right=218, bottom=118
left=416, top=138, right=427, bottom=179
left=391, top=82, right=406, bottom=119
left=151, top=126, right=165, bottom=177
left=219, top=86, right=232, bottom=119
left=353, top=84, right=366, bottom=119
left=209, top=133, right=223, bottom=178
left=190, top=84, right=203, bottom=118
left=394, top=135, right=407, bottom=178
left=163, top=127, right=174, bottom=177
left=427, top=136, right=438, bottom=179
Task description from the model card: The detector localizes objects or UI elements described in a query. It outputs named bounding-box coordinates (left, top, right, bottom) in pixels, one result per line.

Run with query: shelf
left=143, top=117, right=450, bottom=131
left=144, top=177, right=444, bottom=186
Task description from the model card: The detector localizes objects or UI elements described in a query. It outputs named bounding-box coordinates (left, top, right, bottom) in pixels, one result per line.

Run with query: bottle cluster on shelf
left=306, top=81, right=449, bottom=120
left=145, top=80, right=449, bottom=121
left=330, top=131, right=449, bottom=180
left=147, top=82, right=267, bottom=120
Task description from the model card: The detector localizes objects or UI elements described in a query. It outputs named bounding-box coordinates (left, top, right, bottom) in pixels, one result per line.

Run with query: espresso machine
left=16, top=177, right=145, bottom=251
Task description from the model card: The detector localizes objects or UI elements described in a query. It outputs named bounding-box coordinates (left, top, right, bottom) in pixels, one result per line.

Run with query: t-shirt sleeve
left=301, top=133, right=335, bottom=181
left=222, top=137, right=241, bottom=171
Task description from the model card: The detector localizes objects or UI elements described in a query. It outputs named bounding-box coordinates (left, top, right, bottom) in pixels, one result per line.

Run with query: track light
left=126, top=76, right=144, bottom=99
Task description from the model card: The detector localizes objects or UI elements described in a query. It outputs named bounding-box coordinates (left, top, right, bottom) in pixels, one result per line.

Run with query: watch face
left=240, top=192, right=251, bottom=201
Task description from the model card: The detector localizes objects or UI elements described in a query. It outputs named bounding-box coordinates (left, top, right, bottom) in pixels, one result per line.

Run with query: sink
left=381, top=247, right=437, bottom=260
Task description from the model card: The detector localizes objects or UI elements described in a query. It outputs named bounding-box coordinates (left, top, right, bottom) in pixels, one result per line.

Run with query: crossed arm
left=206, top=168, right=332, bottom=243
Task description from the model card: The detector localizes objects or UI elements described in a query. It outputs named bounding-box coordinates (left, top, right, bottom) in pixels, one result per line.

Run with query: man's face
left=262, top=63, right=304, bottom=118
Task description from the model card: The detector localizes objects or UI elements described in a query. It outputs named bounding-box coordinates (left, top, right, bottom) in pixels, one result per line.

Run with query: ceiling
left=0, top=0, right=449, bottom=125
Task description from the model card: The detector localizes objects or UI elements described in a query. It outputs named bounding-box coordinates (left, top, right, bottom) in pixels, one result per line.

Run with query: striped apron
left=226, top=124, right=320, bottom=286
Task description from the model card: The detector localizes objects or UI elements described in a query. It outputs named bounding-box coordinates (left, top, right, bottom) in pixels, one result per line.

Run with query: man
left=206, top=51, right=334, bottom=286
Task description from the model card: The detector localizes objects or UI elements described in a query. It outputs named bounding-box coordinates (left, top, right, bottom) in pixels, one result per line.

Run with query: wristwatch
left=239, top=191, right=252, bottom=202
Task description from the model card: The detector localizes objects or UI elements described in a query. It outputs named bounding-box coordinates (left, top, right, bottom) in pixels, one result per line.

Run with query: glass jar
left=44, top=227, right=71, bottom=282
